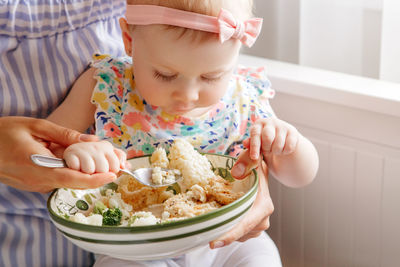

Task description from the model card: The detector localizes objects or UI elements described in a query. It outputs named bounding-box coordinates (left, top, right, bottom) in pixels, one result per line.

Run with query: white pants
left=94, top=232, right=282, bottom=267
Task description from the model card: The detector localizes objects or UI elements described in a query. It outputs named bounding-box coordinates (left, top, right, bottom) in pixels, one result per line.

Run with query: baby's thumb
left=32, top=120, right=98, bottom=147
left=231, top=149, right=260, bottom=180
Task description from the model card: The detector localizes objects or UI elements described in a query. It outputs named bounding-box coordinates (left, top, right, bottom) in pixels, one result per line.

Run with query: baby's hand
left=63, top=141, right=126, bottom=174
left=248, top=117, right=299, bottom=160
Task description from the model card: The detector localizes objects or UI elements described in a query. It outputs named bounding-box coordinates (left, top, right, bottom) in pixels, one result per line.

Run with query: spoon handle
left=30, top=154, right=67, bottom=168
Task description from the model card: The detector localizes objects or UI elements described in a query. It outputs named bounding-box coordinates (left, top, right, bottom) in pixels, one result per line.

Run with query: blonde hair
left=126, top=0, right=254, bottom=41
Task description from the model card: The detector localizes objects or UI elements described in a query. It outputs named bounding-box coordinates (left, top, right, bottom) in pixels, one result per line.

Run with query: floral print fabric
left=90, top=54, right=275, bottom=158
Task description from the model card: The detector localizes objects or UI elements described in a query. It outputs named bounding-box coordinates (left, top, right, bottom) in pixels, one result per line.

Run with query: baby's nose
left=174, top=87, right=199, bottom=103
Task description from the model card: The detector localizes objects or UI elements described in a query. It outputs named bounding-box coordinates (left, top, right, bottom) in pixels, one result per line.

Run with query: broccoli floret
left=102, top=208, right=122, bottom=226
left=93, top=201, right=107, bottom=215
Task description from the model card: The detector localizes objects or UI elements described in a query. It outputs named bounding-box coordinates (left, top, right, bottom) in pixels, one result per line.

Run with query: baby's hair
left=126, top=0, right=254, bottom=42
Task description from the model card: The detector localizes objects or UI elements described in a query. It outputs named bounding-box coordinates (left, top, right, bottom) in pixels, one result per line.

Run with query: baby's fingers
left=64, top=154, right=81, bottom=171
left=114, top=148, right=127, bottom=169
left=261, top=124, right=275, bottom=155
left=80, top=154, right=96, bottom=174
left=92, top=154, right=110, bottom=173
left=249, top=124, right=262, bottom=160
left=270, top=127, right=286, bottom=155
left=104, top=148, right=126, bottom=174
left=282, top=128, right=299, bottom=155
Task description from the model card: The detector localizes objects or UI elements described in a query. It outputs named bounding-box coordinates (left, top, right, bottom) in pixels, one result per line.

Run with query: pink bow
left=217, top=9, right=263, bottom=47
left=125, top=5, right=263, bottom=47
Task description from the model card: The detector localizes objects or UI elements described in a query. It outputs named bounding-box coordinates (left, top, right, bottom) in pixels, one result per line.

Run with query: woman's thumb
left=231, top=149, right=260, bottom=180
left=32, top=119, right=98, bottom=146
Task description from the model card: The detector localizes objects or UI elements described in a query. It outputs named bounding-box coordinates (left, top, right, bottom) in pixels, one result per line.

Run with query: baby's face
left=129, top=25, right=241, bottom=117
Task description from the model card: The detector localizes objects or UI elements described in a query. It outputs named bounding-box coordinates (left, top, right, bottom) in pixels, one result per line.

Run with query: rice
left=168, top=139, right=215, bottom=188
left=150, top=147, right=169, bottom=168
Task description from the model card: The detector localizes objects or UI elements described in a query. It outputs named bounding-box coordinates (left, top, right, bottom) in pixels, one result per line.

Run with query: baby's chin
left=163, top=105, right=214, bottom=118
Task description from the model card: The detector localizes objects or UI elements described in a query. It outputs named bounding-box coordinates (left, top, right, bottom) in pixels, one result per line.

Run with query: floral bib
left=90, top=54, right=275, bottom=158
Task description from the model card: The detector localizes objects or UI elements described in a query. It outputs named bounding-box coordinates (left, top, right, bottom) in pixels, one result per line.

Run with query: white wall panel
left=327, top=146, right=356, bottom=267
left=268, top=128, right=400, bottom=267
left=265, top=88, right=400, bottom=267
left=242, top=54, right=400, bottom=267
left=268, top=172, right=282, bottom=253
left=380, top=158, right=400, bottom=266
left=353, top=153, right=383, bottom=267
left=281, top=186, right=304, bottom=267
left=303, top=140, right=330, bottom=266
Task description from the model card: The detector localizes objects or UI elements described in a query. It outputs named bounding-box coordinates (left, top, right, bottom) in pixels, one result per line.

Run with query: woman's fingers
left=237, top=217, right=270, bottom=242
left=30, top=118, right=98, bottom=146
left=211, top=163, right=274, bottom=248
left=51, top=168, right=116, bottom=190
left=231, top=149, right=260, bottom=179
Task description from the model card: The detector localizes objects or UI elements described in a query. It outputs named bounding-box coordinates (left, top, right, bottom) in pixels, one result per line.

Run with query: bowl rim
left=55, top=204, right=251, bottom=244
left=47, top=153, right=258, bottom=234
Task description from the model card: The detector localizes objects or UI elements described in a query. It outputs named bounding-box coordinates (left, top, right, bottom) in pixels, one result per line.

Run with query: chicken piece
left=205, top=176, right=244, bottom=205
left=163, top=193, right=220, bottom=218
left=117, top=175, right=173, bottom=211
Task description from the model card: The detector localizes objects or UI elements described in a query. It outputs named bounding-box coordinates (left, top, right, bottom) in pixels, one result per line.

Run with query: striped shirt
left=0, top=0, right=125, bottom=266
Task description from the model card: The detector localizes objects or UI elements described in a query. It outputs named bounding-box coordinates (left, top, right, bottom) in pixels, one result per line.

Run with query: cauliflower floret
left=128, top=211, right=159, bottom=226
left=151, top=167, right=181, bottom=185
left=70, top=213, right=103, bottom=226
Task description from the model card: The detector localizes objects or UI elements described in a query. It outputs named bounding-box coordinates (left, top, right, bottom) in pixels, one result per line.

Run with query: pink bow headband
left=125, top=5, right=263, bottom=47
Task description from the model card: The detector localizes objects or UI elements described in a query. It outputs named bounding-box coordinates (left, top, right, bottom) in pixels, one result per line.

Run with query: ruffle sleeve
left=234, top=65, right=276, bottom=123
left=235, top=65, right=275, bottom=100
left=90, top=54, right=130, bottom=139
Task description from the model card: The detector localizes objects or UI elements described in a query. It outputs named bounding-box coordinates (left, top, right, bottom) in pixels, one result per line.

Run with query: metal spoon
left=30, top=154, right=182, bottom=188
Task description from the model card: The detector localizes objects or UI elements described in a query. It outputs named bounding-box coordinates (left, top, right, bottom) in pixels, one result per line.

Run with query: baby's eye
left=201, top=75, right=222, bottom=83
left=153, top=71, right=177, bottom=82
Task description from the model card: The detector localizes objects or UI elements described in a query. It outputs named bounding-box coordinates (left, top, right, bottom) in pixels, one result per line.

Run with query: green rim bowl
left=47, top=153, right=258, bottom=261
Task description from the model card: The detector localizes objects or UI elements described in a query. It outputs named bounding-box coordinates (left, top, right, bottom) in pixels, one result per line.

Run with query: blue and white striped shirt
left=0, top=0, right=125, bottom=266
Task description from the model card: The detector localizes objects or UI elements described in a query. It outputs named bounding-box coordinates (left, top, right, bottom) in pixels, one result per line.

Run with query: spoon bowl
left=118, top=168, right=182, bottom=187
left=30, top=154, right=181, bottom=187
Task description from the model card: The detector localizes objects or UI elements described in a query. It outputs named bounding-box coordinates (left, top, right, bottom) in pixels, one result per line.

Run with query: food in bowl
left=68, top=139, right=244, bottom=227
left=48, top=146, right=258, bottom=260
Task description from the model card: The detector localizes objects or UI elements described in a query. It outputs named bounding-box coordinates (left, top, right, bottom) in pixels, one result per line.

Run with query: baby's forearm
left=264, top=134, right=319, bottom=188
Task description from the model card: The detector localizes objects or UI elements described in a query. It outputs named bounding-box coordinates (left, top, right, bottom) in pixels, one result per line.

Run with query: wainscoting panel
left=238, top=54, right=400, bottom=266
left=266, top=92, right=400, bottom=267
left=381, top=158, right=400, bottom=266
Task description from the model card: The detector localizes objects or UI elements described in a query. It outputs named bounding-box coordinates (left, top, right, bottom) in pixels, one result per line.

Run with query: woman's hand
left=64, top=141, right=127, bottom=174
left=0, top=117, right=117, bottom=192
left=210, top=157, right=273, bottom=248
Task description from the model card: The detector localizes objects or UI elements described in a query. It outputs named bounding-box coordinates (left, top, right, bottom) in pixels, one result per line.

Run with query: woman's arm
left=47, top=68, right=97, bottom=132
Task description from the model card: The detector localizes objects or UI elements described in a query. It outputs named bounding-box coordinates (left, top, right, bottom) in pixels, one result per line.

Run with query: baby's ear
left=119, top=18, right=133, bottom=56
